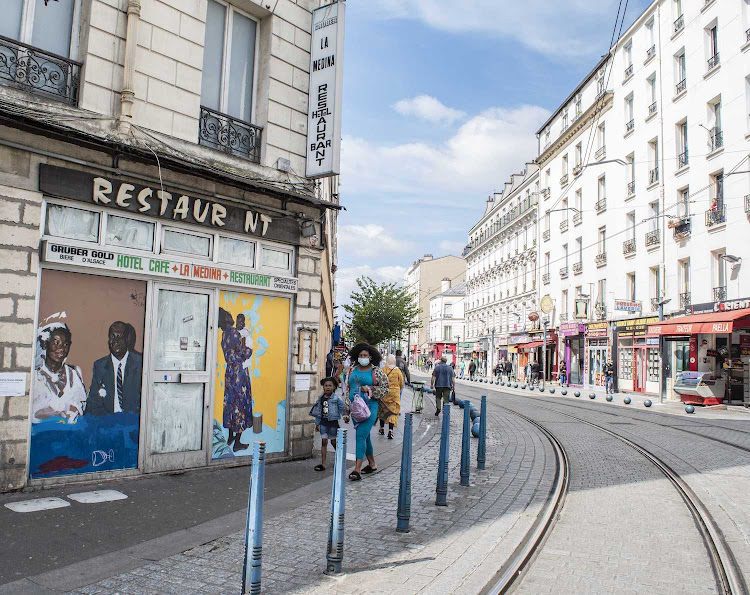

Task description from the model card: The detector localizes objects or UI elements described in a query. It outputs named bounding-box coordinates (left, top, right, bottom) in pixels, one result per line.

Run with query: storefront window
left=153, top=290, right=209, bottom=371
left=647, top=348, right=659, bottom=382
left=674, top=341, right=690, bottom=373
left=106, top=215, right=155, bottom=252
left=218, top=236, right=256, bottom=267
left=46, top=204, right=100, bottom=243
left=261, top=247, right=290, bottom=271
left=162, top=229, right=211, bottom=258
left=569, top=337, right=583, bottom=384
left=619, top=338, right=633, bottom=380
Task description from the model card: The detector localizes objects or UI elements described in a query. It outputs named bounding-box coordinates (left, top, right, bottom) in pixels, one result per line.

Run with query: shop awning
left=517, top=339, right=555, bottom=351
left=648, top=308, right=750, bottom=336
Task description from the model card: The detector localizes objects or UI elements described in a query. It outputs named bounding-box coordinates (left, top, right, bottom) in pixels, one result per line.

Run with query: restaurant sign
left=42, top=241, right=298, bottom=294
left=585, top=321, right=608, bottom=338
left=687, top=297, right=750, bottom=315
left=614, top=299, right=642, bottom=312
left=615, top=316, right=658, bottom=336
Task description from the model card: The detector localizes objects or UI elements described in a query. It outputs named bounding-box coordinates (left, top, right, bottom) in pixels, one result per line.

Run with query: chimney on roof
left=441, top=277, right=451, bottom=293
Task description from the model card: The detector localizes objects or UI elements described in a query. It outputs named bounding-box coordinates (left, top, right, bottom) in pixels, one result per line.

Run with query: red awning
left=648, top=308, right=750, bottom=336
left=517, top=339, right=555, bottom=351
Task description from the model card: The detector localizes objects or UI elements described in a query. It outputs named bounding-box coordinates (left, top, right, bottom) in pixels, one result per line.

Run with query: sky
left=335, top=0, right=652, bottom=309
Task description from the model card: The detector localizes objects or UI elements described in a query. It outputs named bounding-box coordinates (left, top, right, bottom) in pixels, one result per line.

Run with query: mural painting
left=30, top=270, right=146, bottom=478
left=213, top=291, right=290, bottom=458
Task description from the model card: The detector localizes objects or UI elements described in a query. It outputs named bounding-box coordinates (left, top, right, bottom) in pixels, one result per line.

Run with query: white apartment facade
left=464, top=165, right=540, bottom=376
left=537, top=0, right=750, bottom=396
left=428, top=280, right=466, bottom=363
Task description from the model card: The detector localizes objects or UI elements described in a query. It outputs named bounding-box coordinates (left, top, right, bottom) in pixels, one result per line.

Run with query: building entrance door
left=145, top=285, right=213, bottom=472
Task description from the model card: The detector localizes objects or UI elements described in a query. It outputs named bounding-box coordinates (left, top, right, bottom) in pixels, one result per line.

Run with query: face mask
left=358, top=357, right=370, bottom=366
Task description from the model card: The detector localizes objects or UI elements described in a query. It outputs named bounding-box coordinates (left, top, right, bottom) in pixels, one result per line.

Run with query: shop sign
left=646, top=337, right=659, bottom=345
left=43, top=241, right=298, bottom=294
left=615, top=316, right=658, bottom=336
left=510, top=334, right=532, bottom=345
left=741, top=335, right=750, bottom=356
left=706, top=349, right=719, bottom=358
left=559, top=322, right=584, bottom=336
left=306, top=2, right=345, bottom=178
left=39, top=165, right=300, bottom=245
left=686, top=297, right=750, bottom=315
left=614, top=299, right=641, bottom=312
left=585, top=321, right=608, bottom=338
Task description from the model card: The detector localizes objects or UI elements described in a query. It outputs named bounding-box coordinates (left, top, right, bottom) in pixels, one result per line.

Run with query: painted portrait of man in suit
left=86, top=321, right=143, bottom=416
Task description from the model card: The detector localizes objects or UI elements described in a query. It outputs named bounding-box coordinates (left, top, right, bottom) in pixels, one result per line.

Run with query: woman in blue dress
left=343, top=343, right=389, bottom=480
left=218, top=308, right=253, bottom=452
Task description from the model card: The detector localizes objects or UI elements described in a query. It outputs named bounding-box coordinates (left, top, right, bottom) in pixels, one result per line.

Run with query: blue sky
left=335, top=0, right=651, bottom=306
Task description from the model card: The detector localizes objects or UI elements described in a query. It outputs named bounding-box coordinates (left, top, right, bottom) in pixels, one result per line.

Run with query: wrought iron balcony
left=705, top=205, right=726, bottom=227
left=572, top=261, right=583, bottom=275
left=678, top=150, right=688, bottom=169
left=713, top=286, right=727, bottom=301
left=627, top=181, right=635, bottom=196
left=541, top=186, right=551, bottom=199
left=675, top=78, right=686, bottom=95
left=673, top=218, right=691, bottom=240
left=709, top=128, right=723, bottom=152
left=594, top=302, right=607, bottom=321
left=559, top=311, right=568, bottom=322
left=595, top=146, right=606, bottom=160
left=624, top=64, right=633, bottom=79
left=595, top=198, right=606, bottom=213
left=646, top=45, right=656, bottom=61
left=645, top=229, right=660, bottom=247
left=560, top=173, right=569, bottom=186
left=649, top=167, right=659, bottom=185
left=674, top=15, right=684, bottom=33
left=707, top=53, right=720, bottom=71
left=648, top=101, right=658, bottom=117
left=679, top=291, right=691, bottom=310
left=650, top=297, right=660, bottom=312
left=559, top=219, right=569, bottom=232
left=0, top=35, right=81, bottom=105
left=625, top=119, right=634, bottom=134
left=543, top=229, right=550, bottom=241
left=572, top=211, right=582, bottom=225
left=745, top=194, right=750, bottom=215
left=559, top=266, right=569, bottom=279
left=573, top=164, right=583, bottom=176
left=622, top=238, right=636, bottom=255
left=542, top=272, right=550, bottom=285
left=199, top=105, right=262, bottom=163
left=595, top=252, right=607, bottom=267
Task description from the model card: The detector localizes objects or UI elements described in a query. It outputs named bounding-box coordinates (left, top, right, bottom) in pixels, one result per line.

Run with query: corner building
left=0, top=0, right=341, bottom=492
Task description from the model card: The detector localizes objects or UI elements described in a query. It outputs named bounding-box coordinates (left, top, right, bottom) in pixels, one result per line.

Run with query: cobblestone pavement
left=68, top=397, right=557, bottom=594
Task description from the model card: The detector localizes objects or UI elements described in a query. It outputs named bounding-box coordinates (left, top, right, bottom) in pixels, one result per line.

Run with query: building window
left=575, top=189, right=582, bottom=214
left=597, top=227, right=606, bottom=255
left=677, top=119, right=688, bottom=168
left=648, top=138, right=659, bottom=184
left=678, top=186, right=690, bottom=218
left=626, top=272, right=636, bottom=301
left=162, top=228, right=212, bottom=258
left=106, top=215, right=155, bottom=252
left=261, top=246, right=291, bottom=271
left=706, top=21, right=719, bottom=70
left=45, top=204, right=99, bottom=243
left=575, top=236, right=582, bottom=264
left=218, top=236, right=256, bottom=267
left=649, top=266, right=660, bottom=310
left=1, top=0, right=77, bottom=58
left=575, top=142, right=582, bottom=168
left=647, top=74, right=657, bottom=115
left=627, top=211, right=636, bottom=241
left=561, top=289, right=568, bottom=317
left=625, top=94, right=634, bottom=132
left=626, top=153, right=635, bottom=195
left=674, top=49, right=686, bottom=94
left=679, top=259, right=690, bottom=308
left=444, top=326, right=452, bottom=341
left=708, top=98, right=722, bottom=151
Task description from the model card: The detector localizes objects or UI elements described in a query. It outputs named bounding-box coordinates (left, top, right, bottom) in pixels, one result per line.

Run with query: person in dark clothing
left=504, top=360, right=513, bottom=382
left=559, top=360, right=567, bottom=386
left=530, top=360, right=540, bottom=386
left=395, top=349, right=410, bottom=385
left=468, top=360, right=477, bottom=380
left=605, top=359, right=615, bottom=394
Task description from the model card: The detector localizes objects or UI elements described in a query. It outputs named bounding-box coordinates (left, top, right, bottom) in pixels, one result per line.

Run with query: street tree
left=343, top=277, right=420, bottom=346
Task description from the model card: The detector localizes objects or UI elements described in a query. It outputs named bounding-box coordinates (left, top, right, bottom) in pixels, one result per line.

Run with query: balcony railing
left=543, top=229, right=550, bottom=241
left=573, top=164, right=583, bottom=176
left=560, top=219, right=569, bottom=232
left=650, top=297, right=660, bottom=312
left=745, top=194, right=750, bottom=215
left=624, top=64, right=633, bottom=79
left=646, top=45, right=656, bottom=61
left=705, top=205, right=726, bottom=227
left=559, top=312, right=568, bottom=322
left=678, top=150, right=688, bottom=169
left=674, top=14, right=684, bottom=33
left=714, top=286, right=727, bottom=301
left=595, top=198, right=606, bottom=213
left=622, top=238, right=636, bottom=255
left=675, top=78, right=686, bottom=95
left=199, top=105, right=262, bottom=163
left=625, top=119, right=634, bottom=134
left=594, top=303, right=607, bottom=321
left=541, top=186, right=551, bottom=199
left=0, top=35, right=81, bottom=105
left=707, top=53, right=720, bottom=71
left=595, top=252, right=607, bottom=267
left=627, top=181, right=635, bottom=196
left=559, top=266, right=569, bottom=279
left=572, top=211, right=582, bottom=225
left=573, top=261, right=583, bottom=275
left=465, top=195, right=539, bottom=253
left=709, top=128, right=723, bottom=152
left=649, top=167, right=659, bottom=185
left=595, top=146, right=606, bottom=160
left=542, top=272, right=550, bottom=285
left=645, top=229, right=660, bottom=247
left=560, top=173, right=569, bottom=186
left=673, top=218, right=691, bottom=239
left=679, top=291, right=691, bottom=310
left=747, top=28, right=750, bottom=43
left=648, top=101, right=658, bottom=116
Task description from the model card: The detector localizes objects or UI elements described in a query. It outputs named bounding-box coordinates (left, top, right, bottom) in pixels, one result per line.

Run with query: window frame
left=161, top=226, right=214, bottom=260
left=14, top=0, right=82, bottom=59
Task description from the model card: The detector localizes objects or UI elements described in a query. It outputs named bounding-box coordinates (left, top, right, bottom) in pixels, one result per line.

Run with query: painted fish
left=91, top=449, right=115, bottom=467
left=36, top=456, right=89, bottom=474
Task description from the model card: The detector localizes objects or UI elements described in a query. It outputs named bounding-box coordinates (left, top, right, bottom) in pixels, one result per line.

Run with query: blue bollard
left=242, top=441, right=266, bottom=594
left=396, top=413, right=413, bottom=533
left=435, top=403, right=451, bottom=506
left=325, top=428, right=347, bottom=574
left=460, top=399, right=471, bottom=486
left=477, top=395, right=487, bottom=470
left=470, top=407, right=479, bottom=421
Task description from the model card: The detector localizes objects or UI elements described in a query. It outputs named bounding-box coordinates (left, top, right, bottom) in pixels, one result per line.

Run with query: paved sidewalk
left=68, top=398, right=557, bottom=594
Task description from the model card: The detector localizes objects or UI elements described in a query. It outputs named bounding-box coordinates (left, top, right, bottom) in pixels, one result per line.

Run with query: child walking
left=310, top=376, right=345, bottom=471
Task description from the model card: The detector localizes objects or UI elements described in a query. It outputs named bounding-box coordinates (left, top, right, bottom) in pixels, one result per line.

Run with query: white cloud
left=341, top=104, right=550, bottom=200
left=439, top=240, right=466, bottom=255
left=393, top=95, right=466, bottom=124
left=359, top=0, right=621, bottom=58
left=336, top=264, right=407, bottom=307
left=338, top=224, right=414, bottom=259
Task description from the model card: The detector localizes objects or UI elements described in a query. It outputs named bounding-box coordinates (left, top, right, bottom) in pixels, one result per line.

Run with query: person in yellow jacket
left=378, top=354, right=403, bottom=439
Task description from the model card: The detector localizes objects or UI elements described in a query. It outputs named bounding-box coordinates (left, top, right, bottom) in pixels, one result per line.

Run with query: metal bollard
left=477, top=395, right=487, bottom=470
left=435, top=403, right=451, bottom=506
left=396, top=413, right=414, bottom=532
left=460, top=399, right=471, bottom=486
left=325, top=428, right=347, bottom=575
left=242, top=441, right=266, bottom=595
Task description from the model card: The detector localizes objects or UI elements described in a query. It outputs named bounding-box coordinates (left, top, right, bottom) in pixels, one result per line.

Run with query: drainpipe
left=657, top=3, right=668, bottom=403
left=118, top=0, right=141, bottom=135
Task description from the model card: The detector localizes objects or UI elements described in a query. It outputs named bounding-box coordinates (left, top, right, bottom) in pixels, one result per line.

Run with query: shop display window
left=106, top=215, right=155, bottom=252
left=674, top=341, right=690, bottom=373
left=218, top=236, right=256, bottom=267
left=619, top=339, right=633, bottom=380
left=162, top=228, right=212, bottom=258
left=46, top=204, right=100, bottom=243
left=647, top=349, right=659, bottom=382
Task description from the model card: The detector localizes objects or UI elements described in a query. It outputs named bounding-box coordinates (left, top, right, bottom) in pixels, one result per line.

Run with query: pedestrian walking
left=378, top=355, right=403, bottom=439
left=531, top=360, right=540, bottom=386
left=494, top=361, right=503, bottom=380
left=559, top=360, right=567, bottom=386
left=504, top=359, right=513, bottom=383
left=309, top=377, right=344, bottom=471
left=395, top=349, right=410, bottom=386
left=431, top=355, right=454, bottom=416
left=605, top=359, right=615, bottom=394
left=459, top=360, right=465, bottom=378
left=468, top=359, right=477, bottom=380
left=525, top=361, right=531, bottom=383
left=343, top=343, right=389, bottom=481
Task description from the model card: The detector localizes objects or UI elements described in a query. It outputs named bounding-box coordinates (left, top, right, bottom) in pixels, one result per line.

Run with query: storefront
left=559, top=323, right=585, bottom=386
left=585, top=322, right=608, bottom=388
left=509, top=333, right=532, bottom=380
left=614, top=317, right=659, bottom=394
left=515, top=332, right=557, bottom=382
left=432, top=342, right=457, bottom=363
left=26, top=165, right=311, bottom=484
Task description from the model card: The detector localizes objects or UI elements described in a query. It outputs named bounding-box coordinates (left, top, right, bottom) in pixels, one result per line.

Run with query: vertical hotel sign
left=305, top=2, right=345, bottom=179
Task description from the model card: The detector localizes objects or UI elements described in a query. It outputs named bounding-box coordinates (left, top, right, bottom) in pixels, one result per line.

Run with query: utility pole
left=542, top=318, right=548, bottom=389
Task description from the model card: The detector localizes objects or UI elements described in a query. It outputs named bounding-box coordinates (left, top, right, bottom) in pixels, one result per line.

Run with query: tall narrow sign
left=306, top=2, right=345, bottom=179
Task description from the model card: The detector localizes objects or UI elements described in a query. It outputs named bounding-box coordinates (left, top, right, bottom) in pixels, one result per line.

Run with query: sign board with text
left=306, top=2, right=345, bottom=178
left=615, top=299, right=642, bottom=312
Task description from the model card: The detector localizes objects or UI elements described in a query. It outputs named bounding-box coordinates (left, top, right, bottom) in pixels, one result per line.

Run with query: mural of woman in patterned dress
left=218, top=307, right=253, bottom=452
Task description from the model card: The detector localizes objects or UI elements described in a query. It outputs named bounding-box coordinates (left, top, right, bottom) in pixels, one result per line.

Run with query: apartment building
left=0, top=0, right=342, bottom=492
left=464, top=165, right=540, bottom=376
left=428, top=279, right=466, bottom=364
left=536, top=0, right=750, bottom=397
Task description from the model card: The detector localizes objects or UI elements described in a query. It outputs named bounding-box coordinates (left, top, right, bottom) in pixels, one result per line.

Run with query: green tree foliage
left=343, top=277, right=420, bottom=346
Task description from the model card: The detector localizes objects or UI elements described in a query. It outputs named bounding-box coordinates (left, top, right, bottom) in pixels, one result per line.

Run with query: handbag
left=350, top=393, right=371, bottom=423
